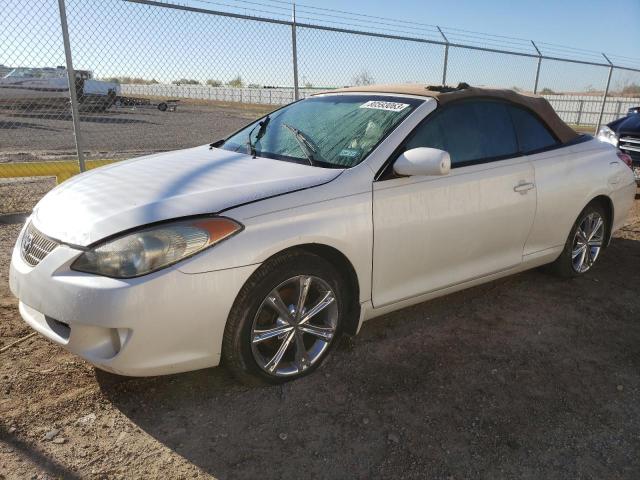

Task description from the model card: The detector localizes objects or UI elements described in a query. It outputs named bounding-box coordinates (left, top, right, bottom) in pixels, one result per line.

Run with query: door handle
left=513, top=182, right=535, bottom=194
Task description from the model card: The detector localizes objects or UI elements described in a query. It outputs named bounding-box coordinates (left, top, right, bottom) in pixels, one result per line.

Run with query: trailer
left=0, top=67, right=179, bottom=114
left=113, top=96, right=179, bottom=112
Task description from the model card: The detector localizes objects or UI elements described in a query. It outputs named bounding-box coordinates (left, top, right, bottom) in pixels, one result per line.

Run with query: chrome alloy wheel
left=571, top=212, right=604, bottom=273
left=250, top=275, right=338, bottom=377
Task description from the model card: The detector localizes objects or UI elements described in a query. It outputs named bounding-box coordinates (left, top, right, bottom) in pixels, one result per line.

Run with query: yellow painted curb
left=0, top=160, right=119, bottom=184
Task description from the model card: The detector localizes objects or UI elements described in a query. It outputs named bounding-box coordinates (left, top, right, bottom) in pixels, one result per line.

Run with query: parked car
left=597, top=107, right=640, bottom=185
left=9, top=84, right=637, bottom=383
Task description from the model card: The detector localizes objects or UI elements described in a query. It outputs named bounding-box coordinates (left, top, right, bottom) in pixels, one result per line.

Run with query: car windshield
left=219, top=94, right=422, bottom=168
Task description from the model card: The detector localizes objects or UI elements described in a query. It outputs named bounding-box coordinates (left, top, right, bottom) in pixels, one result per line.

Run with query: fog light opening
left=44, top=316, right=70, bottom=341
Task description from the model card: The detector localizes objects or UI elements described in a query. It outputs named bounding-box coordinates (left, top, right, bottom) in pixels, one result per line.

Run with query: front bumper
left=9, top=225, right=258, bottom=376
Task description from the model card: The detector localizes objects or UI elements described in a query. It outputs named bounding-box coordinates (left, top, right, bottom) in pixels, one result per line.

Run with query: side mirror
left=393, top=147, right=451, bottom=177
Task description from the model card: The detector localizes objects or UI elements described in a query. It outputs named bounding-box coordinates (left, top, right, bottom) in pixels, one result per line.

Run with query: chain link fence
left=2, top=0, right=640, bottom=215
left=0, top=0, right=76, bottom=214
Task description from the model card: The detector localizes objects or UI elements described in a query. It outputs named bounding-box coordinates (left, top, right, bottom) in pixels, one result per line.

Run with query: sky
left=315, top=0, right=640, bottom=62
left=2, top=0, right=639, bottom=92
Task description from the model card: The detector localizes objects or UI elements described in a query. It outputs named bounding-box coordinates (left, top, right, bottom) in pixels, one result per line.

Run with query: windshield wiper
left=246, top=115, right=271, bottom=158
left=281, top=123, right=320, bottom=166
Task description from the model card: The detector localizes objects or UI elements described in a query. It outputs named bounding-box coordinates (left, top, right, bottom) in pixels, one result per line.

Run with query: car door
left=504, top=104, right=588, bottom=257
left=371, top=100, right=537, bottom=307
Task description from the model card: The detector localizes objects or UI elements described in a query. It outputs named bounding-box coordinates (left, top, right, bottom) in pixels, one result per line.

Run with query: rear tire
left=549, top=202, right=607, bottom=278
left=222, top=250, right=345, bottom=385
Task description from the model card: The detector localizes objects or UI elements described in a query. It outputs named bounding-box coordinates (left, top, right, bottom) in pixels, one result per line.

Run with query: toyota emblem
left=23, top=232, right=34, bottom=253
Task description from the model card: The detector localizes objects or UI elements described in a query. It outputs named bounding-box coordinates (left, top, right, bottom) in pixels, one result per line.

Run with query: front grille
left=21, top=222, right=59, bottom=267
left=619, top=136, right=640, bottom=164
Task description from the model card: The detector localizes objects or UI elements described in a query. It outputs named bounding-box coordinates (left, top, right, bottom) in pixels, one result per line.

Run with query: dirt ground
left=0, top=188, right=639, bottom=479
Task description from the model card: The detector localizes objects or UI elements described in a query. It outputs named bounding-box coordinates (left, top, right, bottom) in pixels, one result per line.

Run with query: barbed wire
left=171, top=0, right=640, bottom=69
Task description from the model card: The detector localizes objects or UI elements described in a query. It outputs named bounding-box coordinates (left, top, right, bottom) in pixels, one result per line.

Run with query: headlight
left=71, top=217, right=242, bottom=278
left=596, top=125, right=618, bottom=146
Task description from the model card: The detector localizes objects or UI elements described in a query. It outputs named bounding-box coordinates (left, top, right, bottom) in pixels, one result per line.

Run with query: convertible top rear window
left=508, top=106, right=558, bottom=153
left=220, top=95, right=422, bottom=168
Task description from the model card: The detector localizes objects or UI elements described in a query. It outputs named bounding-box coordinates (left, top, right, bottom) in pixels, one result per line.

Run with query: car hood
left=610, top=114, right=640, bottom=137
left=32, top=145, right=342, bottom=246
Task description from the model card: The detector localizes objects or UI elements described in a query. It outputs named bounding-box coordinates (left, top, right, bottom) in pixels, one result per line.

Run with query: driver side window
left=404, top=100, right=519, bottom=167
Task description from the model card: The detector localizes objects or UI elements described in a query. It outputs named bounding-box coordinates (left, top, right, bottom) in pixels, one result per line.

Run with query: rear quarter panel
left=524, top=138, right=631, bottom=256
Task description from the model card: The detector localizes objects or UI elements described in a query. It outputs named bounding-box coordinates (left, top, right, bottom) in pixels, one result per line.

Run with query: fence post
left=596, top=54, right=613, bottom=133
left=57, top=0, right=86, bottom=172
left=291, top=2, right=300, bottom=100
left=437, top=27, right=449, bottom=86
left=576, top=100, right=584, bottom=126
left=531, top=40, right=542, bottom=94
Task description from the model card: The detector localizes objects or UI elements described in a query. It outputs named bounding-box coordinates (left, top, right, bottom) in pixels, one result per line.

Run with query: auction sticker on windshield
left=359, top=100, right=409, bottom=112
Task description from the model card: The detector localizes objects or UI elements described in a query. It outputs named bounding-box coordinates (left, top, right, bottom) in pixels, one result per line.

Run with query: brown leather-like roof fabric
left=315, top=84, right=579, bottom=144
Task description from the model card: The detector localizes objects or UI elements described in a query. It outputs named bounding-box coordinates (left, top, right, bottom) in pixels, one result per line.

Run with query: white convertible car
left=9, top=84, right=637, bottom=383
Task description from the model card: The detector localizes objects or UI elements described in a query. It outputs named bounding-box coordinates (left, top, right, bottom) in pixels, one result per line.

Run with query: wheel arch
left=587, top=194, right=614, bottom=247
left=255, top=243, right=362, bottom=336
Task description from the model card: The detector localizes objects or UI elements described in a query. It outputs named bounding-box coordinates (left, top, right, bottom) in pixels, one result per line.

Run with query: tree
left=100, top=77, right=158, bottom=85
left=613, top=77, right=640, bottom=96
left=351, top=70, right=374, bottom=86
left=539, top=87, right=558, bottom=95
left=206, top=79, right=222, bottom=87
left=227, top=75, right=244, bottom=88
left=622, top=83, right=640, bottom=96
left=172, top=78, right=200, bottom=85
left=247, top=83, right=261, bottom=88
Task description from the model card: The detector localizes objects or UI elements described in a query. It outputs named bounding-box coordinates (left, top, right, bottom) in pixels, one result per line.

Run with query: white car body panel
left=9, top=220, right=258, bottom=375
left=8, top=92, right=637, bottom=376
left=179, top=165, right=374, bottom=303
left=32, top=145, right=342, bottom=246
left=372, top=156, right=536, bottom=307
left=523, top=140, right=634, bottom=256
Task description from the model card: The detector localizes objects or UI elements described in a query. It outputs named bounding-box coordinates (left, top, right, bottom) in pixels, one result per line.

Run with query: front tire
left=222, top=250, right=345, bottom=384
left=550, top=202, right=607, bottom=278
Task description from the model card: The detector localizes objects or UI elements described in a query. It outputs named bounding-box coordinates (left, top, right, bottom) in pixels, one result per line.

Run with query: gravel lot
left=0, top=100, right=273, bottom=214
left=0, top=187, right=639, bottom=479
left=0, top=100, right=273, bottom=162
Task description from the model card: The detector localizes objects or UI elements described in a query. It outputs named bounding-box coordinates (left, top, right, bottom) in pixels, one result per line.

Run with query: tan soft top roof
left=315, top=84, right=579, bottom=144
